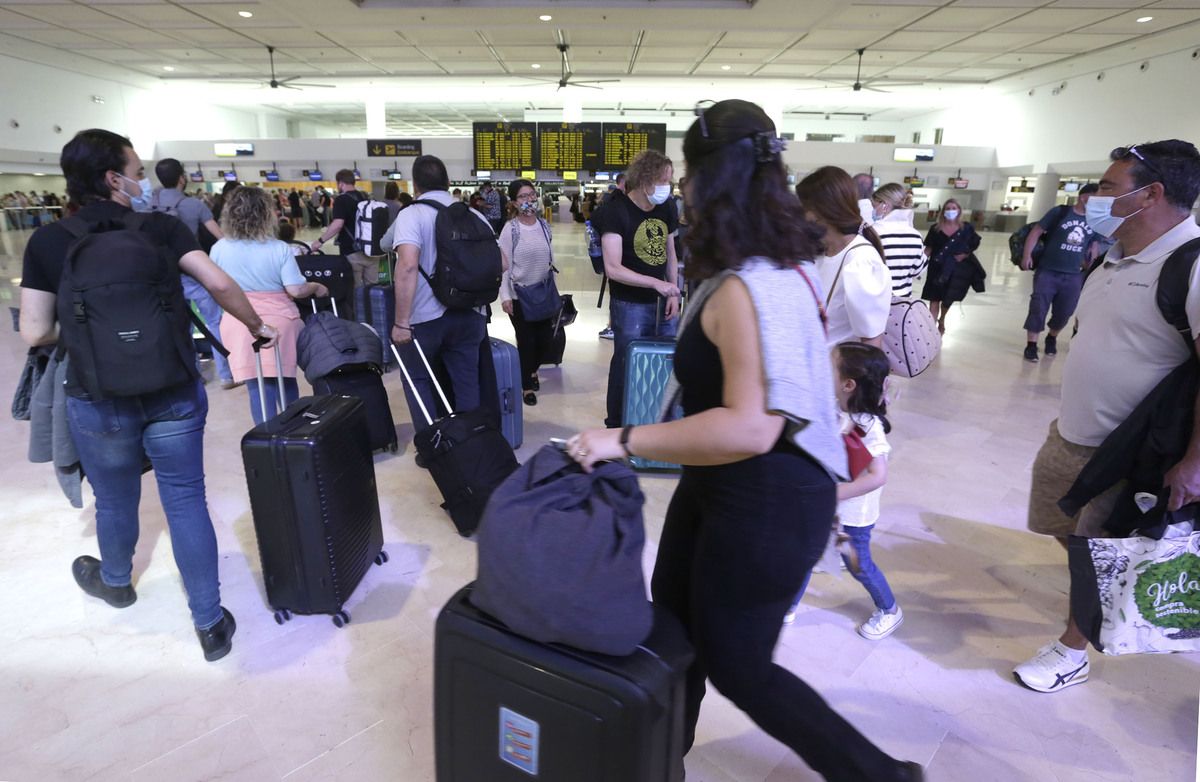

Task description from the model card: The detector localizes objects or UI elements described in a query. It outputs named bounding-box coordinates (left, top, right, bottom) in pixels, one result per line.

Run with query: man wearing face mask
left=592, top=149, right=681, bottom=428
left=1015, top=139, right=1200, bottom=693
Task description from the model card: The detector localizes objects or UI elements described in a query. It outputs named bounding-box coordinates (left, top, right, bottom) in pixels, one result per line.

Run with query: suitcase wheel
left=374, top=550, right=389, bottom=566
left=273, top=609, right=293, bottom=625
left=332, top=610, right=351, bottom=628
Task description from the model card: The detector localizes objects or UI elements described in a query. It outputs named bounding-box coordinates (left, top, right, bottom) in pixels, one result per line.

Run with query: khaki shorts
left=347, top=251, right=381, bottom=287
left=1027, top=420, right=1123, bottom=539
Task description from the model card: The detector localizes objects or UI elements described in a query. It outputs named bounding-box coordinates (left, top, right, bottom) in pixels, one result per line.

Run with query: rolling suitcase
left=295, top=248, right=355, bottom=320
left=240, top=343, right=387, bottom=627
left=479, top=337, right=523, bottom=449
left=392, top=340, right=518, bottom=537
left=622, top=339, right=681, bottom=472
left=435, top=584, right=693, bottom=782
left=311, top=364, right=398, bottom=454
left=363, top=283, right=397, bottom=368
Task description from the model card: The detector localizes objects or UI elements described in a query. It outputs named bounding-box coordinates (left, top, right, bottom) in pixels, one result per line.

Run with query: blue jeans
left=605, top=297, right=677, bottom=428
left=183, top=277, right=232, bottom=383
left=399, top=310, right=488, bottom=431
left=790, top=524, right=896, bottom=613
left=245, top=377, right=300, bottom=425
left=66, top=379, right=223, bottom=629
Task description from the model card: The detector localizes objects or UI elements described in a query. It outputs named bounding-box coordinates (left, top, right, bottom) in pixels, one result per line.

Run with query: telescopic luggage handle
left=252, top=337, right=287, bottom=419
left=309, top=296, right=339, bottom=318
left=389, top=336, right=453, bottom=427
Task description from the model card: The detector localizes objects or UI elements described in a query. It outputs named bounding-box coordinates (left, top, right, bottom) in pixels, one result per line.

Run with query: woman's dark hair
left=834, top=341, right=892, bottom=434
left=384, top=181, right=400, bottom=200
left=277, top=221, right=296, bottom=243
left=796, top=166, right=885, bottom=259
left=681, top=99, right=823, bottom=280
left=61, top=128, right=134, bottom=206
left=398, top=192, right=413, bottom=207
left=508, top=178, right=535, bottom=201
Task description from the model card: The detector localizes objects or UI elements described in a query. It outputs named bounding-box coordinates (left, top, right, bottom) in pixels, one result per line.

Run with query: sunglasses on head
left=1112, top=144, right=1163, bottom=181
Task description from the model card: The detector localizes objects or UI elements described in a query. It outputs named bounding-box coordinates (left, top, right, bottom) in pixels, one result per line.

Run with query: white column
left=562, top=94, right=583, bottom=125
left=366, top=99, right=386, bottom=138
left=1027, top=172, right=1061, bottom=224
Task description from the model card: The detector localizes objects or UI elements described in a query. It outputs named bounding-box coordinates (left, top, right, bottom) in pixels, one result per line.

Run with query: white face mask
left=648, top=184, right=672, bottom=206
left=115, top=172, right=144, bottom=201
left=943, top=209, right=959, bottom=221
left=1085, top=185, right=1150, bottom=239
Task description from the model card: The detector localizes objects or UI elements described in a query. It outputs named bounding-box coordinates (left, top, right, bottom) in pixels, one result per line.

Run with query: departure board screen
left=537, top=122, right=602, bottom=170
left=473, top=122, right=537, bottom=171
left=601, top=123, right=667, bottom=168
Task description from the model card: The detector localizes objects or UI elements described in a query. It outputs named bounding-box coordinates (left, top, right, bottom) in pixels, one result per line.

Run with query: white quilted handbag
left=882, top=299, right=941, bottom=377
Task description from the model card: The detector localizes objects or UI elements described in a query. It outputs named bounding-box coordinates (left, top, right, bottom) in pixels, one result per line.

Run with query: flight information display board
left=537, top=122, right=602, bottom=170
left=473, top=122, right=537, bottom=171
left=602, top=122, right=667, bottom=168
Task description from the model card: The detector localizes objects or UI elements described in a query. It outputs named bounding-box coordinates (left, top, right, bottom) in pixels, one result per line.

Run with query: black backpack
left=56, top=213, right=198, bottom=399
left=1009, top=204, right=1070, bottom=268
left=414, top=200, right=503, bottom=309
left=1159, top=236, right=1200, bottom=355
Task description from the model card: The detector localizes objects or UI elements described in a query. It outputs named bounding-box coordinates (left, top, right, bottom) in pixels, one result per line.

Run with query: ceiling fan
left=803, top=48, right=923, bottom=93
left=518, top=42, right=620, bottom=91
left=209, top=45, right=334, bottom=90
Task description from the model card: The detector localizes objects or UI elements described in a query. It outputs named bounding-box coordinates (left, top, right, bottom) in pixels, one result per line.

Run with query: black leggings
left=508, top=299, right=556, bottom=391
left=650, top=450, right=907, bottom=782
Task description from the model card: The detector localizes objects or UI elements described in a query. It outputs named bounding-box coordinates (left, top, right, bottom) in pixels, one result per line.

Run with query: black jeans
left=508, top=299, right=556, bottom=391
left=651, top=450, right=908, bottom=782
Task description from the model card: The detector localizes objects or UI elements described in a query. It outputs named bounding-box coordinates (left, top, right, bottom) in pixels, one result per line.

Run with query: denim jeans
left=398, top=310, right=487, bottom=431
left=182, top=277, right=232, bottom=383
left=66, top=379, right=223, bottom=629
left=244, top=377, right=300, bottom=425
left=1022, top=269, right=1084, bottom=334
left=790, top=523, right=896, bottom=613
left=652, top=453, right=907, bottom=781
left=605, top=297, right=677, bottom=428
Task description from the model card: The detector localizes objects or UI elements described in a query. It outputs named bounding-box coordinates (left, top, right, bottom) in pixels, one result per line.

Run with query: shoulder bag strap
left=824, top=238, right=864, bottom=309
left=795, top=265, right=829, bottom=338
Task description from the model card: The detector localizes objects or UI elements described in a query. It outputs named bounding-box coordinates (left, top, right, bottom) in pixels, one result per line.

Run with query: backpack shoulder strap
left=413, top=199, right=446, bottom=212
left=123, top=211, right=150, bottom=232
left=58, top=215, right=90, bottom=241
left=1158, top=236, right=1200, bottom=356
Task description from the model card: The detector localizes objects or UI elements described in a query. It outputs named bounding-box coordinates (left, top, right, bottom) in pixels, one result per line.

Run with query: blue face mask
left=1085, top=185, right=1150, bottom=239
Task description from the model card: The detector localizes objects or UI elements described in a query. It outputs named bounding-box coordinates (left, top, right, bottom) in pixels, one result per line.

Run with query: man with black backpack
left=1019, top=183, right=1098, bottom=362
left=309, top=169, right=386, bottom=286
left=18, top=129, right=278, bottom=663
left=388, top=154, right=501, bottom=435
left=1014, top=140, right=1200, bottom=694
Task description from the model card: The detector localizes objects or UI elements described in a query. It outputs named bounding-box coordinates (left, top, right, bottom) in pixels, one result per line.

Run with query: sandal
left=523, top=391, right=538, bottom=406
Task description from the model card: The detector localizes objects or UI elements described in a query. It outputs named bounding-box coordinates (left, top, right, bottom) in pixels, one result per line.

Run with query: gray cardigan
left=28, top=352, right=84, bottom=508
left=661, top=257, right=848, bottom=480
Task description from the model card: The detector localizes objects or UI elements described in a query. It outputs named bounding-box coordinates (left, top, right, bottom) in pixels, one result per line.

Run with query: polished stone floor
left=0, top=218, right=1196, bottom=782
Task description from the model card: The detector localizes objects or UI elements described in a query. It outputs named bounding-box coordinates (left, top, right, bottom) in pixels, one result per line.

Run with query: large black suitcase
left=311, top=363, right=398, bottom=454
left=392, top=341, right=518, bottom=537
left=240, top=392, right=387, bottom=627
left=435, top=584, right=693, bottom=782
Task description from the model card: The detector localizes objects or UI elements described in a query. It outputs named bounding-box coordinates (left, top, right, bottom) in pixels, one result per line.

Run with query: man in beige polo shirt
left=1014, top=139, right=1200, bottom=693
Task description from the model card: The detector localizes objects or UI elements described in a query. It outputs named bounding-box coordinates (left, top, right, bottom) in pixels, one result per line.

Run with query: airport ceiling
left=2, top=0, right=1199, bottom=135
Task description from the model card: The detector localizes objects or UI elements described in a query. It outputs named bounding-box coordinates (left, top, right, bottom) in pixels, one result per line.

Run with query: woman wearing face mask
left=871, top=183, right=927, bottom=299
left=592, top=148, right=681, bottom=428
left=499, top=179, right=558, bottom=406
left=921, top=199, right=983, bottom=334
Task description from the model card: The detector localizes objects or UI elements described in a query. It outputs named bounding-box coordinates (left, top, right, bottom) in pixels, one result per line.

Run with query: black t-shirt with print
left=594, top=190, right=678, bottom=303
left=332, top=190, right=365, bottom=255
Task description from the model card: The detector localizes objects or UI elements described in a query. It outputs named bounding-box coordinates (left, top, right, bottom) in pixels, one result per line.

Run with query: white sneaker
left=1013, top=641, right=1089, bottom=693
left=858, top=606, right=903, bottom=640
left=783, top=606, right=798, bottom=625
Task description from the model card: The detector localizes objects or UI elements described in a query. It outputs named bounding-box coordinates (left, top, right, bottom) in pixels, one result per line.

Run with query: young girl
left=785, top=341, right=902, bottom=641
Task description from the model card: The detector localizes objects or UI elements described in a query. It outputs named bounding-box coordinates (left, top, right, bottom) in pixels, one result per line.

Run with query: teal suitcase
left=621, top=339, right=680, bottom=472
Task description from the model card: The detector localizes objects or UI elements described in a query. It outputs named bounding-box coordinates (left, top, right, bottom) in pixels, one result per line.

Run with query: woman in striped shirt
left=870, top=183, right=926, bottom=299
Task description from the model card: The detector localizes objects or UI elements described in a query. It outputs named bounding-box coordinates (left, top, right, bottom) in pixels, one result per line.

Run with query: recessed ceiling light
left=721, top=65, right=731, bottom=71
left=531, top=63, right=541, bottom=69
left=238, top=10, right=253, bottom=18
left=539, top=15, right=552, bottom=22
left=162, top=65, right=175, bottom=71
left=1136, top=15, right=1153, bottom=23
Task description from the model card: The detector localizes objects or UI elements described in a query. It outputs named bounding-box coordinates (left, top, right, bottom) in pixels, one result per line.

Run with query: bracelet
left=392, top=324, right=412, bottom=332
left=619, top=425, right=635, bottom=459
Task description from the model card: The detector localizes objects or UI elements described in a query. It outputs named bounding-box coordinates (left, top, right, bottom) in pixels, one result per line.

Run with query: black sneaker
left=1045, top=335, right=1058, bottom=355
left=72, top=556, right=136, bottom=608
left=196, top=607, right=236, bottom=662
left=1023, top=343, right=1039, bottom=363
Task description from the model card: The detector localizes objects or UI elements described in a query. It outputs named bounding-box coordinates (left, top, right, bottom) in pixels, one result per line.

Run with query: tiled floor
left=0, top=220, right=1196, bottom=782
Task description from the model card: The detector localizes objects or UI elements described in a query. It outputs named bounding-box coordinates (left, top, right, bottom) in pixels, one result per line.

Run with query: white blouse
left=816, top=237, right=892, bottom=346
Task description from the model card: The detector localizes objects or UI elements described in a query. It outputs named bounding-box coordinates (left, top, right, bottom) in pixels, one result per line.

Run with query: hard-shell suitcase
left=480, top=337, right=522, bottom=449
left=311, top=364, right=398, bottom=454
left=295, top=249, right=355, bottom=320
left=622, top=339, right=680, bottom=472
left=241, top=346, right=387, bottom=627
left=392, top=341, right=519, bottom=537
left=435, top=584, right=693, bottom=782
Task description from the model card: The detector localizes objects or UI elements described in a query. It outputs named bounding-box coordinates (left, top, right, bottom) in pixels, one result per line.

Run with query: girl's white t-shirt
left=839, top=412, right=891, bottom=528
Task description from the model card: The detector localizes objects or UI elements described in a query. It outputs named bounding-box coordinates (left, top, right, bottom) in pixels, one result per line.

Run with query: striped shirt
left=873, top=210, right=926, bottom=299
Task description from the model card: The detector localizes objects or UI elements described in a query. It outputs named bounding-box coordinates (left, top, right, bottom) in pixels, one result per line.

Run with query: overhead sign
left=538, top=122, right=602, bottom=170
left=951, top=178, right=969, bottom=189
left=214, top=142, right=254, bottom=158
left=601, top=123, right=667, bottom=168
left=261, top=170, right=281, bottom=182
left=894, top=147, right=935, bottom=163
left=902, top=176, right=926, bottom=187
left=366, top=139, right=422, bottom=158
left=473, top=122, right=538, bottom=171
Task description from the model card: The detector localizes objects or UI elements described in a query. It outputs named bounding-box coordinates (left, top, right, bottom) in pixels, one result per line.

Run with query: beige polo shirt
left=1058, top=215, right=1200, bottom=447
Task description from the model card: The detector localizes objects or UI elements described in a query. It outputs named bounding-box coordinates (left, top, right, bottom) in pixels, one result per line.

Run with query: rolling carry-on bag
left=295, top=248, right=355, bottom=320
left=622, top=339, right=681, bottom=472
left=241, top=342, right=387, bottom=627
left=364, top=283, right=397, bottom=368
left=311, top=364, right=398, bottom=454
left=392, top=340, right=518, bottom=537
left=478, top=337, right=523, bottom=449
left=435, top=584, right=693, bottom=782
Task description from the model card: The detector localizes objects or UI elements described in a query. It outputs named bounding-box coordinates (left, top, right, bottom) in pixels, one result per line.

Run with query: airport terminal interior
left=2, top=1, right=1200, bottom=780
